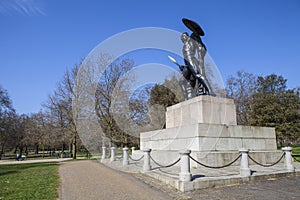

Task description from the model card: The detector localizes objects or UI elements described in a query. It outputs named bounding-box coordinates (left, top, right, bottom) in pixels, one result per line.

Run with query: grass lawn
left=292, top=146, right=300, bottom=154
left=0, top=162, right=59, bottom=200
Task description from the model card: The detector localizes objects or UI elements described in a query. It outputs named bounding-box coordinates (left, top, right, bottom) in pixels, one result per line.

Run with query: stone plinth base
left=139, top=123, right=279, bottom=167
left=139, top=96, right=279, bottom=168
left=141, top=123, right=277, bottom=151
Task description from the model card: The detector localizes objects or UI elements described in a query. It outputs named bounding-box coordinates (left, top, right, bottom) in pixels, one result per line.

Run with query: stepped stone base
left=138, top=96, right=280, bottom=168
left=141, top=123, right=276, bottom=151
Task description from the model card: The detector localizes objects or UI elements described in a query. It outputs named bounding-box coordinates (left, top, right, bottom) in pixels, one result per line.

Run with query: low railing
left=100, top=146, right=296, bottom=182
left=149, top=154, right=181, bottom=170
left=189, top=154, right=241, bottom=169
left=248, top=153, right=285, bottom=167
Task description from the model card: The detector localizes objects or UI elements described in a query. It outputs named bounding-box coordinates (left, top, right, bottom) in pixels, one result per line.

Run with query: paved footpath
left=59, top=160, right=300, bottom=200
left=187, top=175, right=300, bottom=200
left=59, top=160, right=183, bottom=200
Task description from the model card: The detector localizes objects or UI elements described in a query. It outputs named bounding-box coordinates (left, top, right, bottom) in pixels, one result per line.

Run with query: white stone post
left=282, top=147, right=295, bottom=172
left=110, top=147, right=116, bottom=162
left=123, top=147, right=129, bottom=166
left=179, top=149, right=192, bottom=182
left=239, top=149, right=251, bottom=177
left=142, top=148, right=151, bottom=172
left=101, top=147, right=106, bottom=162
left=131, top=147, right=135, bottom=155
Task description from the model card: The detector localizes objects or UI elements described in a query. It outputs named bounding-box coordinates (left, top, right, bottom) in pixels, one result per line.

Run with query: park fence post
left=131, top=147, right=135, bottom=155
left=101, top=147, right=106, bottom=162
left=282, top=147, right=295, bottom=172
left=239, top=149, right=251, bottom=177
left=110, top=147, right=116, bottom=162
left=142, top=148, right=151, bottom=172
left=123, top=147, right=129, bottom=166
left=179, top=149, right=192, bottom=182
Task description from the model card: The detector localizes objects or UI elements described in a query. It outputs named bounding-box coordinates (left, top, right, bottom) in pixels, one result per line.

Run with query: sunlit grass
left=0, top=162, right=59, bottom=200
left=292, top=146, right=300, bottom=154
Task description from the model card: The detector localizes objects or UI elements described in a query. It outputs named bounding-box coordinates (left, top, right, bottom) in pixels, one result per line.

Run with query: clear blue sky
left=0, top=0, right=299, bottom=114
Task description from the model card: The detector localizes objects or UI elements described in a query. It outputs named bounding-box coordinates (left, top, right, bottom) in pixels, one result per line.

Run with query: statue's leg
left=190, top=58, right=200, bottom=76
left=179, top=75, right=189, bottom=100
left=188, top=78, right=197, bottom=98
left=181, top=68, right=195, bottom=100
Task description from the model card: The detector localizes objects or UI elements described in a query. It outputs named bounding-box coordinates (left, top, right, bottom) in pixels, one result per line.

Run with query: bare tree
left=44, top=65, right=80, bottom=158
left=94, top=55, right=135, bottom=147
left=226, top=71, right=257, bottom=125
left=0, top=85, right=16, bottom=158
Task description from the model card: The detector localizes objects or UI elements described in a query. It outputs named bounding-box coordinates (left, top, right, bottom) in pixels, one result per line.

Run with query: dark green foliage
left=227, top=72, right=300, bottom=146
left=250, top=76, right=300, bottom=145
left=150, top=84, right=178, bottom=109
left=149, top=77, right=181, bottom=110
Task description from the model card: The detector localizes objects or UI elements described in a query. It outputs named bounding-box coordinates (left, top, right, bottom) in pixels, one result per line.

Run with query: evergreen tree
left=249, top=74, right=300, bottom=145
left=149, top=76, right=180, bottom=109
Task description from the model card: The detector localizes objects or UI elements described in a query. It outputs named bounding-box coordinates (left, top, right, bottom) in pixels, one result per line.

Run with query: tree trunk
left=69, top=142, right=72, bottom=153
left=72, top=135, right=77, bottom=159
left=0, top=143, right=5, bottom=160
left=19, top=146, right=23, bottom=155
left=62, top=143, right=65, bottom=152
left=24, top=146, right=28, bottom=156
left=35, top=143, right=39, bottom=154
left=42, top=144, right=45, bottom=158
left=0, top=138, right=8, bottom=160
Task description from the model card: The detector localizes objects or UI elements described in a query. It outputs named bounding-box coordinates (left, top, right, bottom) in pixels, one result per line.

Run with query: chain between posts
left=292, top=155, right=300, bottom=162
left=248, top=153, right=285, bottom=167
left=129, top=155, right=144, bottom=162
left=189, top=154, right=242, bottom=169
left=115, top=156, right=122, bottom=160
left=150, top=155, right=181, bottom=170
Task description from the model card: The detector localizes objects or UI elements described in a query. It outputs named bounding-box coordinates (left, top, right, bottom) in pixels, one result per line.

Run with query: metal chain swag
left=129, top=155, right=144, bottom=162
left=292, top=155, right=300, bottom=162
left=189, top=154, right=242, bottom=169
left=115, top=156, right=123, bottom=160
left=248, top=153, right=285, bottom=167
left=150, top=155, right=181, bottom=170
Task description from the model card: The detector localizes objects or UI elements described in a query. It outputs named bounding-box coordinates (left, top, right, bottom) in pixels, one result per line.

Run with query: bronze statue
left=169, top=18, right=214, bottom=100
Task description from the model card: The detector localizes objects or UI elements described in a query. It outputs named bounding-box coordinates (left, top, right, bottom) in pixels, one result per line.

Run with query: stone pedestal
left=137, top=96, right=280, bottom=167
left=140, top=123, right=277, bottom=152
left=166, top=95, right=237, bottom=128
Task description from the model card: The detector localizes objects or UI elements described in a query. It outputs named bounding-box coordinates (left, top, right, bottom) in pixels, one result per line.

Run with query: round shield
left=182, top=18, right=205, bottom=36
